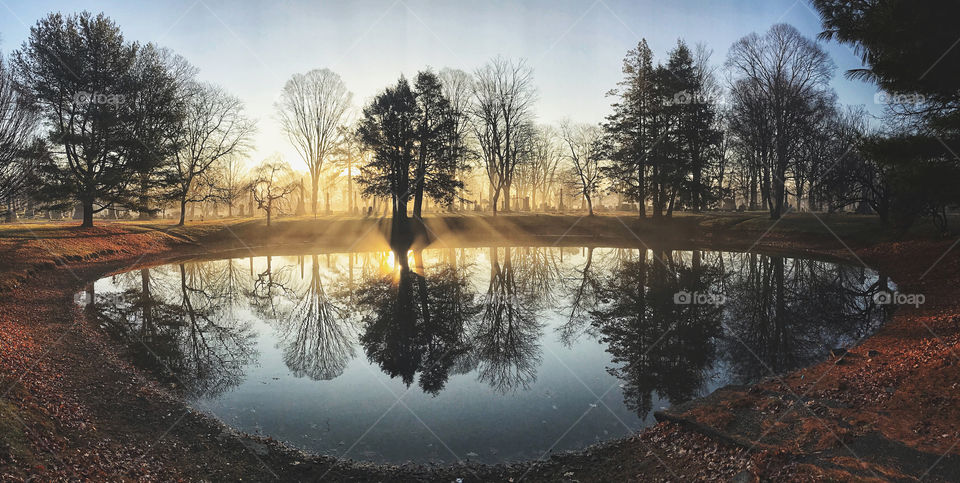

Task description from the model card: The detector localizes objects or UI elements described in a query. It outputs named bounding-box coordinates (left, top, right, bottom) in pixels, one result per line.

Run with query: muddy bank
left=1, top=214, right=958, bottom=481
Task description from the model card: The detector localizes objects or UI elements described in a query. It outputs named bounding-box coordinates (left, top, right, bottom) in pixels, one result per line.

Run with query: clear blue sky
left=0, top=0, right=880, bottom=168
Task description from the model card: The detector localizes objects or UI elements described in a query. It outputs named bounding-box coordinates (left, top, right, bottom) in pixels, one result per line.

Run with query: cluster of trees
left=602, top=39, right=724, bottom=218
left=348, top=3, right=959, bottom=230
left=355, top=70, right=465, bottom=223
left=1, top=5, right=957, bottom=233
left=6, top=12, right=256, bottom=226
left=0, top=52, right=38, bottom=222
left=811, top=0, right=960, bottom=232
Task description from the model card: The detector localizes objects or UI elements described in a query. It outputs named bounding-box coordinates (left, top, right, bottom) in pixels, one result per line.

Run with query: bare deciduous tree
left=439, top=68, right=474, bottom=210
left=252, top=156, right=298, bottom=226
left=471, top=57, right=536, bottom=215
left=220, top=154, right=249, bottom=217
left=525, top=125, right=563, bottom=211
left=726, top=23, right=834, bottom=219
left=129, top=44, right=196, bottom=220
left=329, top=124, right=365, bottom=214
left=171, top=83, right=255, bottom=225
left=0, top=55, right=39, bottom=221
left=560, top=121, right=603, bottom=215
left=276, top=68, right=353, bottom=217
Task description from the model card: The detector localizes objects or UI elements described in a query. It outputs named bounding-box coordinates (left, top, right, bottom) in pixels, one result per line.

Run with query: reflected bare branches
left=277, top=255, right=356, bottom=381
left=473, top=246, right=544, bottom=393
left=94, top=264, right=257, bottom=398
left=90, top=246, right=890, bottom=410
left=556, top=246, right=604, bottom=346
left=721, top=254, right=891, bottom=381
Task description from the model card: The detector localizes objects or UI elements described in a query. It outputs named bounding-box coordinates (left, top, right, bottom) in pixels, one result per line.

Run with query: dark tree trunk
left=348, top=159, right=355, bottom=214
left=772, top=166, right=785, bottom=220
left=692, top=168, right=702, bottom=212
left=667, top=186, right=677, bottom=217
left=138, top=175, right=152, bottom=220
left=651, top=162, right=663, bottom=219
left=178, top=199, right=187, bottom=226
left=413, top=159, right=426, bottom=218
left=81, top=198, right=94, bottom=227
left=637, top=165, right=646, bottom=218
left=503, top=180, right=511, bottom=212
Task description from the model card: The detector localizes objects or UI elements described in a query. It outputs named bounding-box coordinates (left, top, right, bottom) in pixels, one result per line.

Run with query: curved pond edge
left=8, top=215, right=953, bottom=480
left=84, top=234, right=894, bottom=473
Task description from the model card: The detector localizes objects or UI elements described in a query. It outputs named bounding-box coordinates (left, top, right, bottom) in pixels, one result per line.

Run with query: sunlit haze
left=2, top=1, right=960, bottom=479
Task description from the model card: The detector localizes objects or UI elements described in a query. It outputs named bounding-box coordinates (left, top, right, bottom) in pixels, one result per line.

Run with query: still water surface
left=85, top=246, right=893, bottom=464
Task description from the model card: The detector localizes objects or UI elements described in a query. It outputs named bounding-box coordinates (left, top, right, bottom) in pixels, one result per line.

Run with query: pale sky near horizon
left=0, top=0, right=880, bottom=171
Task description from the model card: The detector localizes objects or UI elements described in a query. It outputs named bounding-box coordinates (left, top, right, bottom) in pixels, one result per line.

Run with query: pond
left=80, top=246, right=894, bottom=464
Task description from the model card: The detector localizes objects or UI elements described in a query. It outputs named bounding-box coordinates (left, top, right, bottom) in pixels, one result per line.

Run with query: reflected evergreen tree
left=89, top=248, right=893, bottom=409
left=356, top=251, right=480, bottom=395
left=591, top=249, right=723, bottom=419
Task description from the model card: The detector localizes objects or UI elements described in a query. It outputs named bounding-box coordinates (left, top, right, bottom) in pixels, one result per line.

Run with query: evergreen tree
left=356, top=72, right=463, bottom=223
left=356, top=76, right=418, bottom=222
left=602, top=39, right=655, bottom=217
left=412, top=70, right=461, bottom=217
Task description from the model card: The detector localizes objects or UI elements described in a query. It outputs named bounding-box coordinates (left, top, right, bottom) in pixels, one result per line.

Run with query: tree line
left=0, top=3, right=956, bottom=233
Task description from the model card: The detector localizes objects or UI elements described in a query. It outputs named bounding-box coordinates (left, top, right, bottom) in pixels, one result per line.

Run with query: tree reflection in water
left=472, top=247, right=545, bottom=393
left=589, top=249, right=890, bottom=419
left=556, top=246, right=606, bottom=347
left=356, top=250, right=481, bottom=395
left=90, top=246, right=890, bottom=415
left=94, top=263, right=258, bottom=398
left=590, top=249, right=724, bottom=419
left=720, top=253, right=892, bottom=381
left=247, top=255, right=355, bottom=380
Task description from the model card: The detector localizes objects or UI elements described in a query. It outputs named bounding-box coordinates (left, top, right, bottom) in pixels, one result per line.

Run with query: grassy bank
left=1, top=212, right=958, bottom=481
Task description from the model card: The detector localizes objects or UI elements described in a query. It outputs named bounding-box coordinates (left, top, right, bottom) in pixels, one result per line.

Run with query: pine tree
left=602, top=39, right=656, bottom=218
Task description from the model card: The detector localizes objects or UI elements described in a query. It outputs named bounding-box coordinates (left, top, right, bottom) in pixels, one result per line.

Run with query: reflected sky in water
left=85, top=247, right=894, bottom=464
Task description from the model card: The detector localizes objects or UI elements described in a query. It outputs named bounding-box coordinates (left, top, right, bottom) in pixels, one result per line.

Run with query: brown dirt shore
left=0, top=214, right=958, bottom=481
